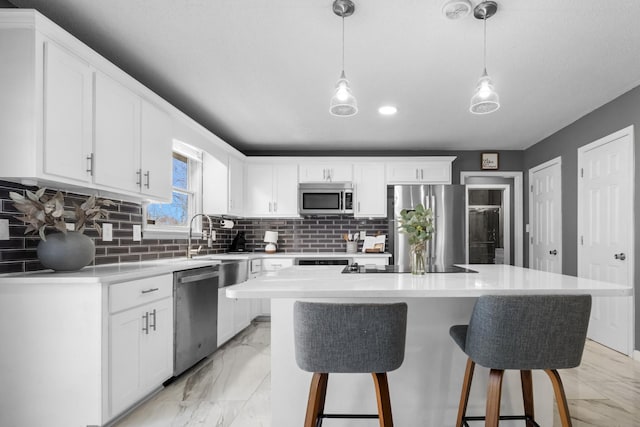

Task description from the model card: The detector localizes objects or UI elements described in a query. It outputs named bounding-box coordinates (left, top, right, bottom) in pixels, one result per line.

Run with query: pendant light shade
left=330, top=70, right=358, bottom=116
left=470, top=68, right=500, bottom=114
left=470, top=1, right=500, bottom=115
left=330, top=0, right=357, bottom=117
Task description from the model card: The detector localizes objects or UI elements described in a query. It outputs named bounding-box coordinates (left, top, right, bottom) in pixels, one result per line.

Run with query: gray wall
left=0, top=1, right=16, bottom=7
left=523, top=84, right=640, bottom=351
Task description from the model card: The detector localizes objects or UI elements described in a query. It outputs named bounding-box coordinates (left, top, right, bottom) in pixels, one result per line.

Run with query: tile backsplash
left=0, top=180, right=389, bottom=274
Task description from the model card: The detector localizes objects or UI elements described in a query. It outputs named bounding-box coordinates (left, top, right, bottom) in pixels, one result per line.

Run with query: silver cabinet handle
left=421, top=169, right=424, bottom=180
left=415, top=169, right=419, bottom=180
left=144, top=171, right=150, bottom=188
left=274, top=201, right=277, bottom=212
left=141, top=287, right=159, bottom=294
left=142, top=312, right=149, bottom=334
left=86, top=153, right=94, bottom=175
left=358, top=201, right=361, bottom=212
left=149, top=309, right=157, bottom=331
left=614, top=253, right=626, bottom=260
left=136, top=169, right=142, bottom=187
left=268, top=201, right=272, bottom=212
left=549, top=250, right=558, bottom=255
left=323, top=169, right=326, bottom=180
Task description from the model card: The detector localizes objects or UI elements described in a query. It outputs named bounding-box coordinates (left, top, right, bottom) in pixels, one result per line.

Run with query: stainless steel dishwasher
left=173, top=265, right=219, bottom=377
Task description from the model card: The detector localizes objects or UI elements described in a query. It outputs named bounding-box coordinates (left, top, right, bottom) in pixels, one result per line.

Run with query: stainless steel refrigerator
left=389, top=185, right=466, bottom=269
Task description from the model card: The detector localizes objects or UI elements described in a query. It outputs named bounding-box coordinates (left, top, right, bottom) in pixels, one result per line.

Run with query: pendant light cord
left=483, top=11, right=487, bottom=72
left=341, top=12, right=345, bottom=72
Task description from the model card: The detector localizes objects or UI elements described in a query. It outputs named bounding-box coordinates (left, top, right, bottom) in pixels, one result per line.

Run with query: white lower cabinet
left=109, top=274, right=174, bottom=418
left=218, top=287, right=254, bottom=347
left=351, top=256, right=389, bottom=266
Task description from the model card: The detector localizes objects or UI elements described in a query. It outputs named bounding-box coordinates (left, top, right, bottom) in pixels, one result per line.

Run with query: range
left=341, top=263, right=477, bottom=274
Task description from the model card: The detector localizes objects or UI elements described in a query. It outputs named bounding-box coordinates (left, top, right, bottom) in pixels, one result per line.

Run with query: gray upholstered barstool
left=294, top=301, right=408, bottom=427
left=450, top=294, right=592, bottom=427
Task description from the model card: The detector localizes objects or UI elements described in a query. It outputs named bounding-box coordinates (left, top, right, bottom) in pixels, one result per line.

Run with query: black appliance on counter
left=341, top=263, right=477, bottom=274
left=229, top=231, right=247, bottom=252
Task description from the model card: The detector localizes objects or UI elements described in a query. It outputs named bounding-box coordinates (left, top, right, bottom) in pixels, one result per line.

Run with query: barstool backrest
left=465, top=294, right=592, bottom=370
left=294, top=302, right=408, bottom=373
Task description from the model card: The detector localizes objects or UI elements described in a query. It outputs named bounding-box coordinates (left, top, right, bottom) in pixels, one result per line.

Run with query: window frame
left=143, top=140, right=203, bottom=239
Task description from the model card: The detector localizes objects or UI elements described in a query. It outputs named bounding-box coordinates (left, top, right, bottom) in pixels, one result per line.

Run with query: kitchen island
left=227, top=264, right=632, bottom=427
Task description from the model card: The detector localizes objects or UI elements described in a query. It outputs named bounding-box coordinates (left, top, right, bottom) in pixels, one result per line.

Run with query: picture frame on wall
left=481, top=152, right=499, bottom=170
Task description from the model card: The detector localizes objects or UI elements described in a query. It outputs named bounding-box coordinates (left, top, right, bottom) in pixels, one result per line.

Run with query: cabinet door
left=42, top=41, right=93, bottom=183
left=354, top=163, right=386, bottom=217
left=420, top=161, right=452, bottom=184
left=139, top=298, right=173, bottom=392
left=228, top=155, right=244, bottom=216
left=110, top=307, right=144, bottom=417
left=262, top=258, right=294, bottom=271
left=217, top=288, right=235, bottom=347
left=234, top=297, right=252, bottom=333
left=273, top=164, right=299, bottom=216
left=299, top=163, right=352, bottom=183
left=351, top=256, right=389, bottom=266
left=140, top=99, right=172, bottom=201
left=94, top=72, right=140, bottom=193
left=386, top=163, right=421, bottom=183
left=203, top=150, right=229, bottom=215
left=245, top=163, right=273, bottom=216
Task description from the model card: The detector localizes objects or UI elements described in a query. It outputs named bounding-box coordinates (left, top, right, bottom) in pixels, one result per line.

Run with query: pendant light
left=330, top=0, right=358, bottom=117
left=470, top=1, right=500, bottom=114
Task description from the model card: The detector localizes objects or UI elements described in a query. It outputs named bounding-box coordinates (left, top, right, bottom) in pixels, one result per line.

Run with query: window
left=144, top=140, right=202, bottom=238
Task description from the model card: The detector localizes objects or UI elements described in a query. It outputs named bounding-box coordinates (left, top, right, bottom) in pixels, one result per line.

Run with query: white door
left=354, top=163, right=386, bottom=217
left=273, top=164, right=299, bottom=216
left=140, top=99, right=172, bottom=201
left=578, top=126, right=635, bottom=356
left=529, top=157, right=562, bottom=273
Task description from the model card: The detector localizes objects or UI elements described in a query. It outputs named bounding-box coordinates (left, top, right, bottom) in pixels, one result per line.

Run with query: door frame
left=466, top=184, right=511, bottom=264
left=528, top=156, right=562, bottom=272
left=460, top=171, right=523, bottom=266
left=577, top=125, right=635, bottom=356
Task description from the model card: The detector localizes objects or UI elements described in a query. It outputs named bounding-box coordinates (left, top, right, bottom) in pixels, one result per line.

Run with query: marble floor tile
left=115, top=323, right=640, bottom=427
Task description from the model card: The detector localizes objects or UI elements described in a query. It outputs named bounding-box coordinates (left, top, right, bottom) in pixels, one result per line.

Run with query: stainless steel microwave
left=298, top=183, right=354, bottom=215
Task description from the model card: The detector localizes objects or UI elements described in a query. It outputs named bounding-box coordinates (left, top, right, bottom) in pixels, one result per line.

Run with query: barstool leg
left=485, top=369, right=504, bottom=427
left=456, top=358, right=476, bottom=427
left=545, top=369, right=573, bottom=427
left=304, top=373, right=328, bottom=427
left=520, top=370, right=535, bottom=426
left=372, top=372, right=393, bottom=427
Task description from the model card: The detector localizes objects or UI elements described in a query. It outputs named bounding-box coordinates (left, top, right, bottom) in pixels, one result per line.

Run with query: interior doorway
left=461, top=171, right=522, bottom=266
left=466, top=185, right=510, bottom=264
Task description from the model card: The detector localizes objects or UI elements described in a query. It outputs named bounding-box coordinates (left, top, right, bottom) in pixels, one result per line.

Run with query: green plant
left=398, top=203, right=435, bottom=245
left=9, top=188, right=115, bottom=240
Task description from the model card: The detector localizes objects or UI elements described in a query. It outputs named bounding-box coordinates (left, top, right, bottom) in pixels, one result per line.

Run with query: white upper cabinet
left=0, top=12, right=172, bottom=202
left=203, top=151, right=245, bottom=217
left=94, top=72, right=141, bottom=193
left=42, top=41, right=94, bottom=183
left=353, top=163, right=386, bottom=218
left=385, top=158, right=454, bottom=184
left=140, top=99, right=172, bottom=200
left=299, top=163, right=353, bottom=183
left=228, top=155, right=245, bottom=216
left=94, top=72, right=172, bottom=202
left=245, top=163, right=298, bottom=217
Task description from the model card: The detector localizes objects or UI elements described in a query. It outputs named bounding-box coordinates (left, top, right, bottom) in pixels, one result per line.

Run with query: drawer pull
left=141, top=288, right=159, bottom=294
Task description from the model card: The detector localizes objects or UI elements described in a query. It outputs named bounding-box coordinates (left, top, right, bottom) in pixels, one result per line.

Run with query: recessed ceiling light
left=378, top=106, right=398, bottom=115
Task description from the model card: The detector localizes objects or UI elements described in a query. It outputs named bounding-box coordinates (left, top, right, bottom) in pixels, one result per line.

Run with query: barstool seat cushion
left=449, top=294, right=591, bottom=370
left=294, top=302, right=407, bottom=373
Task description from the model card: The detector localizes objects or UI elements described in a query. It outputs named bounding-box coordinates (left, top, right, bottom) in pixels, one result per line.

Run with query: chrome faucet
left=187, top=213, right=214, bottom=258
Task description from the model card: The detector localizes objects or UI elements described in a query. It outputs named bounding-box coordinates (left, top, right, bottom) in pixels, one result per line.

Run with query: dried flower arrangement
left=9, top=188, right=115, bottom=240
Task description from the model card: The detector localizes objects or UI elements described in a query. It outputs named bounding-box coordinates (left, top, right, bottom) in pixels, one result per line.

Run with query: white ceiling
left=11, top=0, right=640, bottom=154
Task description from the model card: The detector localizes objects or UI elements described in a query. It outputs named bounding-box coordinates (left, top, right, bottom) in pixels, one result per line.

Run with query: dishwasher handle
left=177, top=270, right=219, bottom=284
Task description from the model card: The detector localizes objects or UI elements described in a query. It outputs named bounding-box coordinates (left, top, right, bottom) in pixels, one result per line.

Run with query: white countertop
left=0, top=252, right=390, bottom=284
left=226, top=264, right=633, bottom=298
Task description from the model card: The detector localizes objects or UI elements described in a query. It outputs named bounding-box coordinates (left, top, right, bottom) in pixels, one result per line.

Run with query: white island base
left=227, top=264, right=632, bottom=426
left=271, top=297, right=553, bottom=427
